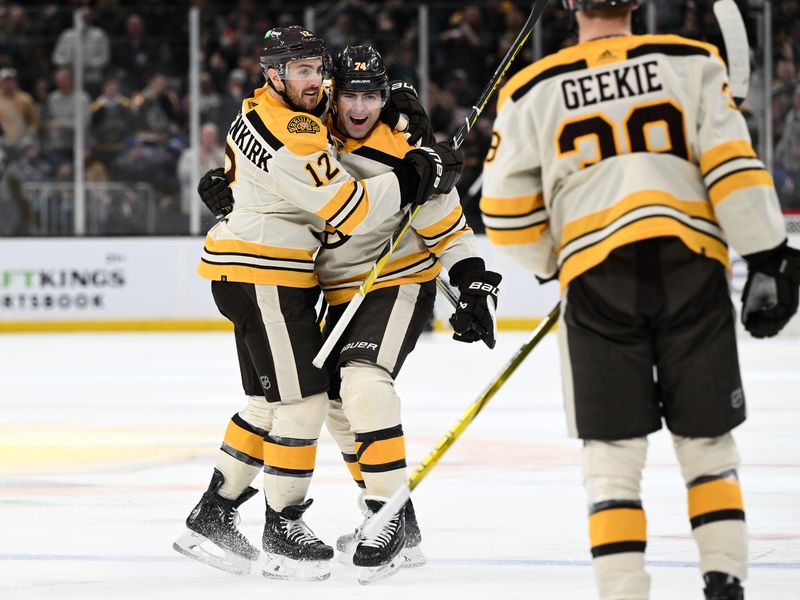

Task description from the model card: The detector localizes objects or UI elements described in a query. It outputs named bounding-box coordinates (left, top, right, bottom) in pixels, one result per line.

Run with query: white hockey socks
left=673, top=433, right=748, bottom=582
left=583, top=437, right=650, bottom=600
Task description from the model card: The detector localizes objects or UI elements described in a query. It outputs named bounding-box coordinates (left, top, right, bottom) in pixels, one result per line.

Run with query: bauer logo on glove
left=450, top=269, right=502, bottom=349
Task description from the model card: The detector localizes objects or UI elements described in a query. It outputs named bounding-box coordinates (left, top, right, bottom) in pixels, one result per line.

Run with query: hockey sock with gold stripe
left=589, top=499, right=649, bottom=600
left=355, top=425, right=407, bottom=498
left=687, top=470, right=747, bottom=579
left=214, top=413, right=267, bottom=500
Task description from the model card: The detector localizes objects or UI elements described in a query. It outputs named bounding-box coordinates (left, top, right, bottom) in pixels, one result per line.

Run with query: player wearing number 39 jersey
left=481, top=1, right=799, bottom=599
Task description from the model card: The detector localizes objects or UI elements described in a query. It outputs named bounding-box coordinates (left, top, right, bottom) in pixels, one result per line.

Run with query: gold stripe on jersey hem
left=197, top=262, right=318, bottom=287
left=322, top=266, right=441, bottom=305
left=559, top=218, right=730, bottom=290
left=699, top=140, right=756, bottom=175
left=202, top=237, right=315, bottom=262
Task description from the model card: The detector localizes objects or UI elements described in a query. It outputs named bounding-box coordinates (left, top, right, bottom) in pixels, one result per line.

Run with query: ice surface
left=1, top=330, right=798, bottom=599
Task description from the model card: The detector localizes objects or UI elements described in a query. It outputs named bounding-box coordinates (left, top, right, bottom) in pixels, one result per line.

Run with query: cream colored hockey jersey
left=197, top=86, right=405, bottom=288
left=480, top=34, right=786, bottom=290
left=314, top=121, right=479, bottom=305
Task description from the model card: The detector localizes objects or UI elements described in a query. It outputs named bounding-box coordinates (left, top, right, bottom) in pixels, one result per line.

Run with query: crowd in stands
left=0, top=0, right=797, bottom=236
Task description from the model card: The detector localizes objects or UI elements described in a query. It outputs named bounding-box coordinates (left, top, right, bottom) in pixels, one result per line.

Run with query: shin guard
left=263, top=393, right=327, bottom=511
left=326, top=399, right=365, bottom=489
left=674, top=434, right=747, bottom=582
left=583, top=438, right=650, bottom=600
left=340, top=362, right=406, bottom=498
left=215, top=395, right=273, bottom=499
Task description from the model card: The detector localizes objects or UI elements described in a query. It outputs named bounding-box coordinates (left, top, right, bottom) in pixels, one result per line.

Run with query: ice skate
left=262, top=498, right=334, bottom=581
left=173, top=469, right=260, bottom=575
left=338, top=498, right=425, bottom=569
left=353, top=497, right=406, bottom=585
left=704, top=571, right=744, bottom=600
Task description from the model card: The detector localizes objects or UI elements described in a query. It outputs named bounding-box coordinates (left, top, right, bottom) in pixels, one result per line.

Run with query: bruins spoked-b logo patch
left=287, top=115, right=320, bottom=134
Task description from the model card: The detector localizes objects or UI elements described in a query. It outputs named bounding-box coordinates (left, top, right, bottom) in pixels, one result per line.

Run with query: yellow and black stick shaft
left=362, top=302, right=561, bottom=538
left=312, top=0, right=547, bottom=369
left=312, top=204, right=422, bottom=367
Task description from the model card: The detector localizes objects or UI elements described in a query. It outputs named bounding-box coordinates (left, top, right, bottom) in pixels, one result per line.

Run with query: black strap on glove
left=448, top=259, right=502, bottom=349
left=393, top=142, right=464, bottom=207
left=380, top=80, right=435, bottom=146
left=198, top=167, right=233, bottom=218
left=741, top=241, right=800, bottom=338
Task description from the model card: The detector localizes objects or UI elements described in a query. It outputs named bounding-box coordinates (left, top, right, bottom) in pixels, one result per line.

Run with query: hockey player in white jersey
left=316, top=45, right=502, bottom=584
left=173, top=26, right=463, bottom=582
left=480, top=1, right=799, bottom=599
left=194, top=44, right=500, bottom=584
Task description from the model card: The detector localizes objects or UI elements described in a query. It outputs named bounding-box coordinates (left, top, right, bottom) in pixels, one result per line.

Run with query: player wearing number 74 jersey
left=480, top=1, right=800, bottom=599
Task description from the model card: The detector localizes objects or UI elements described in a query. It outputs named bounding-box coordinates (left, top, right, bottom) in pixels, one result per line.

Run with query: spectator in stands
left=113, top=14, right=154, bottom=95
left=177, top=122, right=223, bottom=215
left=0, top=67, right=40, bottom=151
left=776, top=84, right=800, bottom=209
left=7, top=136, right=52, bottom=184
left=44, top=68, right=90, bottom=168
left=0, top=146, right=32, bottom=236
left=51, top=8, right=111, bottom=97
left=214, top=69, right=246, bottom=136
left=90, top=79, right=132, bottom=171
left=130, top=72, right=181, bottom=144
left=438, top=6, right=491, bottom=88
left=198, top=72, right=222, bottom=125
left=773, top=57, right=797, bottom=143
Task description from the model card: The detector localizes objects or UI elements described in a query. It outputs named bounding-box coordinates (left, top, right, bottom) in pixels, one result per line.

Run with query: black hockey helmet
left=332, top=45, right=390, bottom=107
left=259, top=26, right=331, bottom=81
left=562, top=0, right=639, bottom=11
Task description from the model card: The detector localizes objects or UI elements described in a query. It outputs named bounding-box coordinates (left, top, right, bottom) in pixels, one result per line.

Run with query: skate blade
left=357, top=556, right=403, bottom=585
left=173, top=530, right=253, bottom=576
left=262, top=552, right=330, bottom=582
left=400, top=545, right=426, bottom=569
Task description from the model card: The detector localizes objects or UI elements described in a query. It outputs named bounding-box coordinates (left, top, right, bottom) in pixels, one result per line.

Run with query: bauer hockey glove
left=448, top=258, right=502, bottom=349
left=380, top=80, right=435, bottom=146
left=198, top=167, right=233, bottom=218
left=393, top=143, right=464, bottom=207
left=741, top=241, right=800, bottom=338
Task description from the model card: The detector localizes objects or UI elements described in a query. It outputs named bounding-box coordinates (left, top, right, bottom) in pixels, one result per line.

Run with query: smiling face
left=335, top=90, right=383, bottom=139
left=270, top=57, right=324, bottom=112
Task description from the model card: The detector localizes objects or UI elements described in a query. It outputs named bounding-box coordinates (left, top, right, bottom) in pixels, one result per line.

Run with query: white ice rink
left=1, top=329, right=798, bottom=599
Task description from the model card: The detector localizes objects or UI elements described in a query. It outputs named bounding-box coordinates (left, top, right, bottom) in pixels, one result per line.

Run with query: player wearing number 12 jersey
left=481, top=1, right=799, bottom=599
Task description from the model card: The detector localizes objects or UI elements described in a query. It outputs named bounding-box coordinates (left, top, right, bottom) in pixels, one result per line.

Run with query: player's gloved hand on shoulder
left=393, top=143, right=464, bottom=207
left=380, top=80, right=435, bottom=146
left=741, top=240, right=800, bottom=338
left=198, top=167, right=233, bottom=218
left=448, top=258, right=502, bottom=349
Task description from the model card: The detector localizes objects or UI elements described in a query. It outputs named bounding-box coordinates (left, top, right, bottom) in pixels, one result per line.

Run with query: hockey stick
left=362, top=303, right=561, bottom=539
left=713, top=0, right=750, bottom=105
left=312, top=0, right=550, bottom=368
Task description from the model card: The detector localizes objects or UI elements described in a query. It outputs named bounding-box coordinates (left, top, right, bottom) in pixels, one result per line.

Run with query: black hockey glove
left=448, top=258, right=502, bottom=349
left=741, top=241, right=800, bottom=338
left=380, top=80, right=435, bottom=146
left=198, top=167, right=233, bottom=218
left=393, top=143, right=464, bottom=207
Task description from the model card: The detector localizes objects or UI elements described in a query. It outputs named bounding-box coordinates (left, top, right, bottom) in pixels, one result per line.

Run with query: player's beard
left=285, top=81, right=321, bottom=112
